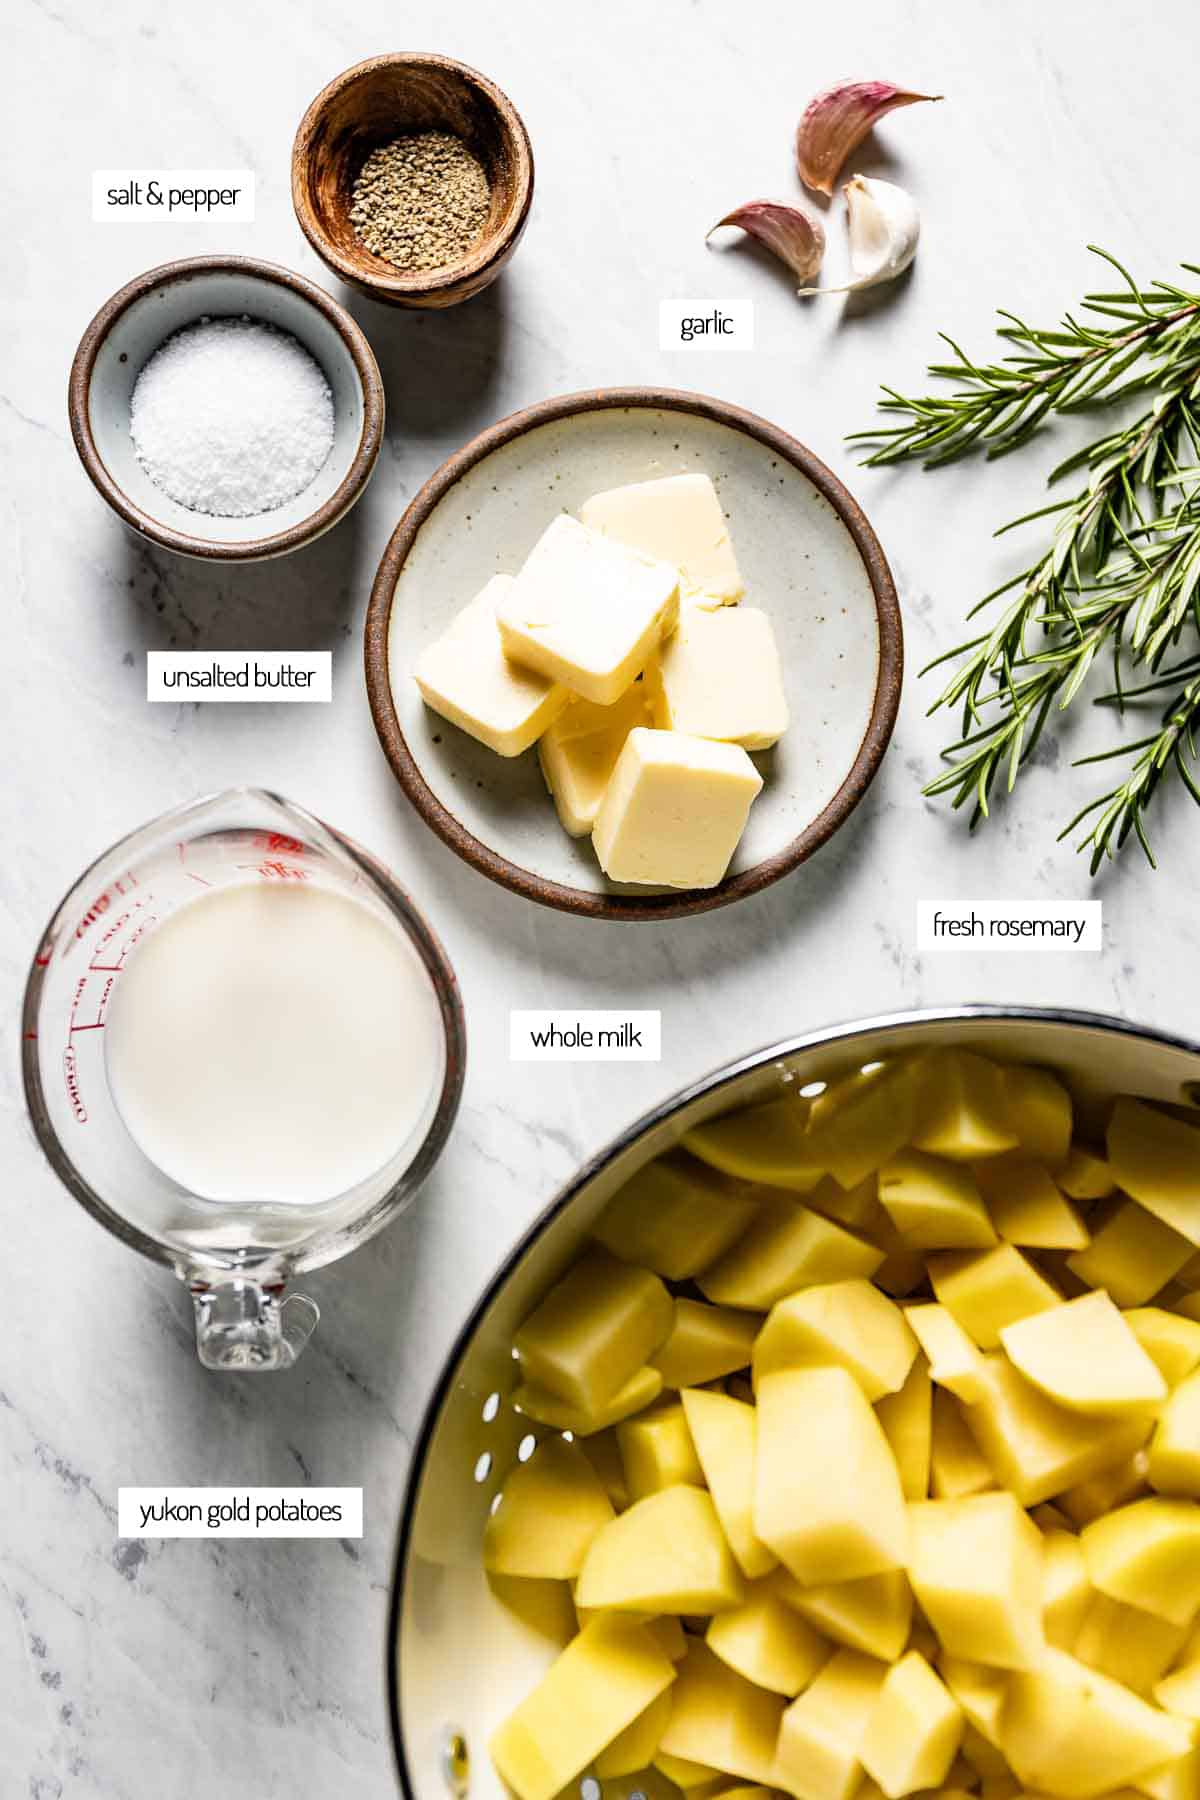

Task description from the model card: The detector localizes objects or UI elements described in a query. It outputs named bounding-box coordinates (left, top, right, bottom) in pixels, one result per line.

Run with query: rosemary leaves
left=852, top=248, right=1200, bottom=871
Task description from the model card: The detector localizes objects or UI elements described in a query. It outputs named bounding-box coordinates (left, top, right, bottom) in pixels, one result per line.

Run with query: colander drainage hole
left=473, top=1452, right=492, bottom=1484
left=442, top=1728, right=470, bottom=1797
left=517, top=1433, right=536, bottom=1463
left=482, top=1391, right=501, bottom=1423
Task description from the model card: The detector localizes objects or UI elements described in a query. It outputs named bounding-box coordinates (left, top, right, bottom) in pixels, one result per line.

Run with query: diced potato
left=1108, top=1100, right=1200, bottom=1248
left=682, top=1388, right=777, bottom=1580
left=657, top=1640, right=785, bottom=1785
left=876, top=1355, right=933, bottom=1501
left=1126, top=1310, right=1200, bottom=1391
left=755, top=1367, right=908, bottom=1584
left=963, top=1353, right=1150, bottom=1506
left=1042, top=1528, right=1092, bottom=1647
left=1030, top=1500, right=1076, bottom=1532
left=938, top=1657, right=1009, bottom=1745
left=683, top=1096, right=825, bottom=1192
left=513, top=1365, right=664, bottom=1435
left=1174, top=1293, right=1200, bottom=1325
left=866, top=1209, right=929, bottom=1298
left=487, top=1573, right=579, bottom=1645
left=646, top=1614, right=688, bottom=1662
left=575, top=1484, right=744, bottom=1614
left=909, top=1050, right=1020, bottom=1162
left=484, top=1436, right=615, bottom=1578
left=577, top=1428, right=630, bottom=1509
left=752, top=1280, right=917, bottom=1401
left=1157, top=1663, right=1200, bottom=1720
left=931, top=1389, right=996, bottom=1500
left=928, top=1244, right=1062, bottom=1350
left=514, top=1249, right=674, bottom=1413
left=707, top=1574, right=832, bottom=1695
left=699, top=1202, right=883, bottom=1311
left=652, top=1300, right=760, bottom=1389
left=593, top=1152, right=762, bottom=1280
left=859, top=1650, right=964, bottom=1798
left=806, top=1175, right=883, bottom=1231
left=1058, top=1143, right=1118, bottom=1201
left=654, top=1753, right=726, bottom=1791
left=1073, top=1591, right=1188, bottom=1694
left=1004, top=1064, right=1073, bottom=1165
left=979, top=1777, right=1022, bottom=1800
left=975, top=1156, right=1090, bottom=1250
left=1000, top=1291, right=1167, bottom=1415
left=490, top=1613, right=677, bottom=1800
left=618, top=1402, right=705, bottom=1501
left=1082, top=1497, right=1200, bottom=1625
left=999, top=1646, right=1195, bottom=1797
left=804, top=1061, right=918, bottom=1188
left=777, top=1567, right=913, bottom=1662
left=1068, top=1199, right=1196, bottom=1307
left=1059, top=1451, right=1150, bottom=1528
left=908, top=1492, right=1044, bottom=1669
left=1137, top=1748, right=1200, bottom=1800
left=772, top=1648, right=889, bottom=1800
left=1150, top=1370, right=1200, bottom=1496
left=877, top=1151, right=996, bottom=1250
left=595, top=1689, right=674, bottom=1778
left=906, top=1303, right=989, bottom=1404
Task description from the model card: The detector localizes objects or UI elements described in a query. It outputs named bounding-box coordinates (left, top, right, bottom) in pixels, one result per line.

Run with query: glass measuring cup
left=22, top=788, right=465, bottom=1371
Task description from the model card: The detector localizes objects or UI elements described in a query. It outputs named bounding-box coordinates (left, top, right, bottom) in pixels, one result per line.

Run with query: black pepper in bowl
left=349, top=131, right=491, bottom=273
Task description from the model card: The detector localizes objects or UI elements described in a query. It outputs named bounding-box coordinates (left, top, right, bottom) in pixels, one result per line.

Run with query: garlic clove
left=797, top=175, right=920, bottom=297
left=795, top=80, right=942, bottom=195
left=706, top=200, right=825, bottom=285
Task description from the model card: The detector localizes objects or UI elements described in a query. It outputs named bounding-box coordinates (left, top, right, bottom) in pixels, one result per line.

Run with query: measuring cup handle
left=190, top=1277, right=320, bottom=1372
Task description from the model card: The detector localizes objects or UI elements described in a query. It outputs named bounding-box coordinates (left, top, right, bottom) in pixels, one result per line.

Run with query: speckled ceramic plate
left=365, top=389, right=902, bottom=920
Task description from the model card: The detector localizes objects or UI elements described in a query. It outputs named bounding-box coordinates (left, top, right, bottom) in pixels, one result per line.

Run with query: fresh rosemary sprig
left=851, top=248, right=1200, bottom=869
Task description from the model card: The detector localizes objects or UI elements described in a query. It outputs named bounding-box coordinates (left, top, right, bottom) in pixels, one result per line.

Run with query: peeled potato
left=1000, top=1646, right=1194, bottom=1798
left=908, top=1492, right=1044, bottom=1670
left=483, top=1436, right=614, bottom=1578
left=752, top=1279, right=917, bottom=1401
left=513, top=1248, right=674, bottom=1413
left=575, top=1483, right=743, bottom=1614
left=999, top=1291, right=1166, bottom=1415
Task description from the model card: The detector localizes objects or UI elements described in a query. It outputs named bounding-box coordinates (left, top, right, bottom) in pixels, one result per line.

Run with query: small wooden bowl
left=292, top=53, right=534, bottom=310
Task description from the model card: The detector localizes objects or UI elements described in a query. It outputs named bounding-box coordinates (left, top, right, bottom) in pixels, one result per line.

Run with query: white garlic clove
left=706, top=200, right=825, bottom=285
left=795, top=80, right=942, bottom=195
left=798, top=175, right=920, bottom=297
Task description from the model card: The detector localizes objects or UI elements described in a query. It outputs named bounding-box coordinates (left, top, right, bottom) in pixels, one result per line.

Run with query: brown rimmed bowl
left=68, top=255, right=385, bottom=562
left=365, top=387, right=903, bottom=921
left=291, top=53, right=534, bottom=310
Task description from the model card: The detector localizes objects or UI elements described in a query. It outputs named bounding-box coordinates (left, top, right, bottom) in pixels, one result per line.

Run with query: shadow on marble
left=341, top=276, right=509, bottom=443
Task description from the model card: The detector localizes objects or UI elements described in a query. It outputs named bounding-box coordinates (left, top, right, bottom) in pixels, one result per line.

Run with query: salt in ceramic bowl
left=365, top=389, right=903, bottom=921
left=68, top=255, right=385, bottom=561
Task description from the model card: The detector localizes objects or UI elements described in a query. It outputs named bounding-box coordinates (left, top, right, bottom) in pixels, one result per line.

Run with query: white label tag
left=146, top=652, right=331, bottom=702
left=659, top=299, right=754, bottom=351
left=93, top=170, right=255, bottom=222
left=510, top=1010, right=662, bottom=1062
left=917, top=900, right=1102, bottom=952
left=118, top=1487, right=362, bottom=1539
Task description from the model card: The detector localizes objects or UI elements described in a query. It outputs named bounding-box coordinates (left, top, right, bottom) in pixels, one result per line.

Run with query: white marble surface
left=5, top=0, right=1200, bottom=1793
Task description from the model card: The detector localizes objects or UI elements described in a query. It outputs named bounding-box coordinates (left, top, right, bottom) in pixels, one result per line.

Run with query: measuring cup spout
left=190, top=1277, right=320, bottom=1371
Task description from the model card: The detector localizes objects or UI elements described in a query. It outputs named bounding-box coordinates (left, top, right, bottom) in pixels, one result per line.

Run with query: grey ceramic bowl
left=68, top=255, right=385, bottom=561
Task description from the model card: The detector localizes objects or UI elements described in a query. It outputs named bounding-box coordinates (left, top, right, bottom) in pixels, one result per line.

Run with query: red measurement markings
left=176, top=842, right=214, bottom=887
left=235, top=860, right=309, bottom=881
left=72, top=870, right=140, bottom=940
left=252, top=832, right=306, bottom=856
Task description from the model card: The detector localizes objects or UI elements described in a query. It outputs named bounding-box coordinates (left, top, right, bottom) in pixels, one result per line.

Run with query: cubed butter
left=413, top=574, right=568, bottom=755
left=538, top=683, right=652, bottom=835
left=580, top=472, right=743, bottom=605
left=498, top=515, right=679, bottom=704
left=592, top=728, right=763, bottom=889
left=648, top=607, right=788, bottom=750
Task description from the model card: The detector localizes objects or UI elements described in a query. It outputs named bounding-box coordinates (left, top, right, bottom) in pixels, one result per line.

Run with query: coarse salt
left=129, top=315, right=335, bottom=518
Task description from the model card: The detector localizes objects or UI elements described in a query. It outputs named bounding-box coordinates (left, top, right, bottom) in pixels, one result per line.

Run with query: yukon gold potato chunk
left=755, top=1367, right=907, bottom=1584
left=999, top=1646, right=1195, bottom=1798
left=1126, top=1309, right=1200, bottom=1390
left=657, top=1640, right=785, bottom=1786
left=1059, top=1449, right=1150, bottom=1528
left=490, top=1613, right=677, bottom=1800
left=617, top=1400, right=704, bottom=1500
left=1149, top=1369, right=1200, bottom=1497
left=938, top=1657, right=1009, bottom=1746
left=1068, top=1198, right=1196, bottom=1307
left=1004, top=1064, right=1073, bottom=1165
left=513, top=1248, right=673, bottom=1414
left=651, top=1298, right=760, bottom=1389
left=779, top=1568, right=913, bottom=1663
left=908, top=1492, right=1044, bottom=1669
left=906, top=1302, right=989, bottom=1404
left=999, top=1291, right=1167, bottom=1415
left=682, top=1388, right=777, bottom=1580
left=752, top=1279, right=917, bottom=1401
left=594, top=1688, right=674, bottom=1778
left=963, top=1353, right=1150, bottom=1506
left=484, top=1436, right=614, bottom=1578
left=804, top=1061, right=917, bottom=1189
left=877, top=1151, right=996, bottom=1250
left=1042, top=1527, right=1094, bottom=1647
left=975, top=1156, right=1090, bottom=1250
left=772, top=1648, right=889, bottom=1800
left=699, top=1201, right=883, bottom=1310
left=1108, top=1099, right=1200, bottom=1248
left=575, top=1483, right=743, bottom=1614
left=682, top=1097, right=824, bottom=1192
left=1058, top=1142, right=1117, bottom=1201
left=876, top=1355, right=932, bottom=1501
left=859, top=1650, right=964, bottom=1798
left=707, top=1574, right=832, bottom=1695
left=909, top=1050, right=1019, bottom=1162
left=1081, top=1497, right=1200, bottom=1625
left=1072, top=1591, right=1188, bottom=1694
left=513, top=1363, right=663, bottom=1435
left=593, top=1151, right=761, bottom=1280
left=928, top=1244, right=1062, bottom=1350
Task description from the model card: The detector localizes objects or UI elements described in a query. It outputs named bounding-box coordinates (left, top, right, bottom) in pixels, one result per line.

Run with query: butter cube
left=580, top=472, right=743, bottom=605
left=538, top=684, right=652, bottom=836
left=648, top=607, right=788, bottom=750
left=413, top=574, right=567, bottom=756
left=498, top=515, right=679, bottom=704
left=593, top=728, right=763, bottom=889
